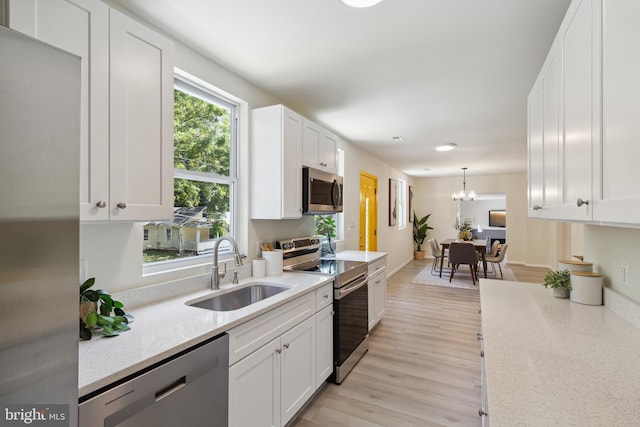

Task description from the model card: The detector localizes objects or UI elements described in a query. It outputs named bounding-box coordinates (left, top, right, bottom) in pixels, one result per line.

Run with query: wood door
left=359, top=171, right=378, bottom=251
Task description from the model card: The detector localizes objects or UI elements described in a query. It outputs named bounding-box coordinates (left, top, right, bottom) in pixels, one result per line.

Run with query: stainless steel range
left=277, top=237, right=369, bottom=384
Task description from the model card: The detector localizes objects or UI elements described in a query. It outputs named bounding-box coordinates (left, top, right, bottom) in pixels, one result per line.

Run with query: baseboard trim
left=604, top=288, right=640, bottom=331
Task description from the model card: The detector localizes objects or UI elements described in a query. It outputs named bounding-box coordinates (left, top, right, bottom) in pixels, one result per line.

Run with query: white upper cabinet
left=302, top=118, right=338, bottom=174
left=593, top=0, right=640, bottom=223
left=528, top=0, right=601, bottom=223
left=8, top=0, right=174, bottom=222
left=251, top=105, right=303, bottom=219
left=108, top=8, right=174, bottom=221
left=528, top=37, right=560, bottom=218
left=557, top=0, right=597, bottom=221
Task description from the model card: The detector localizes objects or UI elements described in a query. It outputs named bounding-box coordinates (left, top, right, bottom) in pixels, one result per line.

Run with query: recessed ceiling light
left=392, top=135, right=404, bottom=143
left=342, top=0, right=384, bottom=8
left=435, top=142, right=457, bottom=152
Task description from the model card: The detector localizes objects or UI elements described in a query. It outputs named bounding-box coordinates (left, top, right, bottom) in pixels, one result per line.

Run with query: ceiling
left=110, top=0, right=571, bottom=178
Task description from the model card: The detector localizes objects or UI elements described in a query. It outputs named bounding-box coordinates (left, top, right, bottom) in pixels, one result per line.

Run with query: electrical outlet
left=621, top=263, right=630, bottom=287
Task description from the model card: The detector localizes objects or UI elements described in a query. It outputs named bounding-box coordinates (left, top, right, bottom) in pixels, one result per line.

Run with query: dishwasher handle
left=155, top=376, right=186, bottom=401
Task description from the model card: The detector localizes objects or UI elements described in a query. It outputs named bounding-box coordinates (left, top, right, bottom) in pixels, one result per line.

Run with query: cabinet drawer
left=228, top=292, right=315, bottom=365
left=315, top=283, right=333, bottom=311
left=368, top=257, right=386, bottom=277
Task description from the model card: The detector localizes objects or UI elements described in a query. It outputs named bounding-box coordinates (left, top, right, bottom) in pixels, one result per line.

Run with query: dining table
left=439, top=238, right=488, bottom=279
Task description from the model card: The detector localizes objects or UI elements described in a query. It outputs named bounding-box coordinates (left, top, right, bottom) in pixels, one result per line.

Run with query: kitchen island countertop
left=480, top=279, right=640, bottom=426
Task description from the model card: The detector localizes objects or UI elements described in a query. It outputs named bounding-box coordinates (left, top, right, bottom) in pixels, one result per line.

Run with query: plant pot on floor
left=414, top=250, right=426, bottom=260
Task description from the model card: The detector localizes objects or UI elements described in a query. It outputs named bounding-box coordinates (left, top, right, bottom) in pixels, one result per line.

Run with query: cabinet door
left=282, top=108, right=303, bottom=219
left=557, top=0, right=597, bottom=221
left=280, top=316, right=316, bottom=425
left=109, top=8, right=174, bottom=221
left=229, top=338, right=281, bottom=427
left=320, top=130, right=338, bottom=173
left=373, top=272, right=387, bottom=325
left=251, top=105, right=302, bottom=219
left=302, top=119, right=322, bottom=169
left=595, top=0, right=640, bottom=223
left=315, top=305, right=334, bottom=387
left=528, top=37, right=560, bottom=218
left=7, top=0, right=111, bottom=221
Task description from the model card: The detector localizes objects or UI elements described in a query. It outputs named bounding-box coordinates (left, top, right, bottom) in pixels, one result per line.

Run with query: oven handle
left=336, top=275, right=368, bottom=299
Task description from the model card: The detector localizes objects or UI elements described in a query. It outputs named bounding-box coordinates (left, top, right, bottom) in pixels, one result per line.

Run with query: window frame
left=143, top=71, right=240, bottom=276
left=398, top=178, right=407, bottom=230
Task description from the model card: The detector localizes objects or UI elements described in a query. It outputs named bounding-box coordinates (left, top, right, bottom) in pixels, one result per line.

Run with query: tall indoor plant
left=413, top=212, right=433, bottom=259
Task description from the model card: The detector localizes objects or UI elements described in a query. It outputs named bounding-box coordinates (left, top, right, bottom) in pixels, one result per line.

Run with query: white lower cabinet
left=228, top=286, right=333, bottom=427
left=229, top=337, right=281, bottom=427
left=368, top=257, right=387, bottom=330
left=315, top=304, right=334, bottom=386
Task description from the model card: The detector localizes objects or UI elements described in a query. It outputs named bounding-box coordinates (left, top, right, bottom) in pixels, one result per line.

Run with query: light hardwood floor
left=290, top=260, right=549, bottom=427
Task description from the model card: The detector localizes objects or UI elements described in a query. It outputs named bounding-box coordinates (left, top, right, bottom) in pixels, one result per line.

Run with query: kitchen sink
left=188, top=283, right=289, bottom=311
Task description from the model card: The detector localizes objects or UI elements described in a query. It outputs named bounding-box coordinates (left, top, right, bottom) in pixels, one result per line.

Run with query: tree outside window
left=144, top=80, right=237, bottom=264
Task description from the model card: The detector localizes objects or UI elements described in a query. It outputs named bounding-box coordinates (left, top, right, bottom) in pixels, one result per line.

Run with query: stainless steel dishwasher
left=79, top=334, right=228, bottom=427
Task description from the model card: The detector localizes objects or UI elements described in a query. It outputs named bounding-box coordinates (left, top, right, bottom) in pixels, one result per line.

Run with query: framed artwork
left=389, top=178, right=397, bottom=226
left=408, top=185, right=414, bottom=222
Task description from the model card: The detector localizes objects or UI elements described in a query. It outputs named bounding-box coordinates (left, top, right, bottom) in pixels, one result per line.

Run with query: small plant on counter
left=79, top=277, right=133, bottom=340
left=543, top=269, right=571, bottom=298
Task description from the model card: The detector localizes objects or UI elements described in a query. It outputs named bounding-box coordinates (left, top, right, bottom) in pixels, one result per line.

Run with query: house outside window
left=143, top=73, right=238, bottom=266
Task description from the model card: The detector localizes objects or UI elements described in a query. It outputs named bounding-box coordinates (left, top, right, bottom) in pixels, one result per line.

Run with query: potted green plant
left=413, top=212, right=433, bottom=259
left=315, top=215, right=337, bottom=256
left=542, top=269, right=571, bottom=298
left=80, top=277, right=132, bottom=340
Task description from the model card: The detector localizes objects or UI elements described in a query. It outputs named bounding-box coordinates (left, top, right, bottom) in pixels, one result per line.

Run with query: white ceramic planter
left=570, top=271, right=602, bottom=305
left=558, top=259, right=593, bottom=273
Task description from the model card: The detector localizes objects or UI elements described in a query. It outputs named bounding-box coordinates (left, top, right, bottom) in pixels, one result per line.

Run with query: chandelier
left=452, top=167, right=475, bottom=201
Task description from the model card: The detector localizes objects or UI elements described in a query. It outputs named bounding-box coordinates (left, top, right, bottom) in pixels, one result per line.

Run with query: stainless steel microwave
left=302, top=167, right=343, bottom=214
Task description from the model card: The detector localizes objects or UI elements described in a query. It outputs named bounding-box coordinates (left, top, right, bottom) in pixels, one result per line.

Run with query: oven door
left=333, top=275, right=368, bottom=382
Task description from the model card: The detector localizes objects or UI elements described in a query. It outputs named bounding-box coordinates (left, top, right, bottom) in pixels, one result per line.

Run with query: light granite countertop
left=330, top=250, right=387, bottom=263
left=79, top=272, right=332, bottom=397
left=480, top=279, right=640, bottom=426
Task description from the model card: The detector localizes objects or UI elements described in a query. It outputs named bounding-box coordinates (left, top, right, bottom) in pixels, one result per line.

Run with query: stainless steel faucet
left=211, top=236, right=243, bottom=290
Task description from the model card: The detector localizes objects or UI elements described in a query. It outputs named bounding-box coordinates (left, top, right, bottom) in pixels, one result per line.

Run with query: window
left=143, top=74, right=238, bottom=265
left=398, top=178, right=407, bottom=229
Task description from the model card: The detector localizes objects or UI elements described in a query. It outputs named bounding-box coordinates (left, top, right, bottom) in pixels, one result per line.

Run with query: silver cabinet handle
left=95, top=200, right=107, bottom=208
left=577, top=198, right=589, bottom=207
left=477, top=333, right=483, bottom=341
left=533, top=205, right=542, bottom=211
left=283, top=343, right=290, bottom=349
left=479, top=409, right=488, bottom=417
left=275, top=348, right=282, bottom=354
left=480, top=350, right=484, bottom=357
left=117, top=202, right=127, bottom=209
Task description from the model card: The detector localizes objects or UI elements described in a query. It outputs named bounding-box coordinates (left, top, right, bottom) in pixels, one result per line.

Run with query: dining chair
left=485, top=244, right=509, bottom=279
left=448, top=242, right=480, bottom=286
left=429, top=239, right=449, bottom=276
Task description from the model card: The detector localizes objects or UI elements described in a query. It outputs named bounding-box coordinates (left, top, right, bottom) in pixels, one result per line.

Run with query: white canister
left=252, top=258, right=266, bottom=278
left=558, top=259, right=593, bottom=273
left=570, top=271, right=602, bottom=305
left=262, top=250, right=284, bottom=276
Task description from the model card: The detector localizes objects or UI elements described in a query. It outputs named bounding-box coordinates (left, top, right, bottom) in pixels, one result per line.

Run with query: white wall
left=584, top=225, right=640, bottom=303
left=79, top=10, right=415, bottom=292
left=412, top=172, right=560, bottom=269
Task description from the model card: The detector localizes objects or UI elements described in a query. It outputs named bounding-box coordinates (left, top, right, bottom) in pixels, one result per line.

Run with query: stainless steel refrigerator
left=0, top=25, right=80, bottom=425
